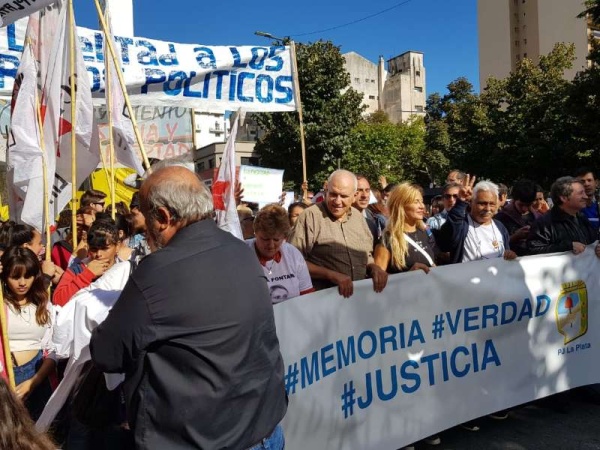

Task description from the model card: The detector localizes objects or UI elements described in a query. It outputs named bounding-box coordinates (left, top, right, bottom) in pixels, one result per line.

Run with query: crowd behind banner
left=0, top=158, right=599, bottom=449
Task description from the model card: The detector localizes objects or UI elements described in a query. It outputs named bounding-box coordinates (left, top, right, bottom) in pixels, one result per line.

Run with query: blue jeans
left=247, top=424, right=285, bottom=450
left=13, top=351, right=52, bottom=421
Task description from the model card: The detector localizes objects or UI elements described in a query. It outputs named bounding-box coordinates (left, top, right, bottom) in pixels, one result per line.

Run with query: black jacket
left=90, top=220, right=287, bottom=450
left=495, top=202, right=538, bottom=256
left=526, top=206, right=598, bottom=255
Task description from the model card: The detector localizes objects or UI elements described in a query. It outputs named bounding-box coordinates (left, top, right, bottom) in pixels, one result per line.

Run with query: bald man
left=289, top=169, right=387, bottom=297
left=91, top=166, right=287, bottom=450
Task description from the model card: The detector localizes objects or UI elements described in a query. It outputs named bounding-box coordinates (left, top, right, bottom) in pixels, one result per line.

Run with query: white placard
left=239, top=165, right=284, bottom=205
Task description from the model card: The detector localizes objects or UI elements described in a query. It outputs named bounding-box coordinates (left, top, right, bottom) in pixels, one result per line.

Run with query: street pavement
left=414, top=388, right=600, bottom=450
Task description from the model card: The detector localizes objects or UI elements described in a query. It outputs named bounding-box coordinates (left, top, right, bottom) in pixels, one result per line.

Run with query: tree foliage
left=254, top=41, right=365, bottom=189
left=423, top=43, right=600, bottom=188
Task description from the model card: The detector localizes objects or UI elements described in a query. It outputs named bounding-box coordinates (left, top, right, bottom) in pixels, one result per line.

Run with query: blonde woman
left=374, top=183, right=441, bottom=448
left=374, top=183, right=436, bottom=277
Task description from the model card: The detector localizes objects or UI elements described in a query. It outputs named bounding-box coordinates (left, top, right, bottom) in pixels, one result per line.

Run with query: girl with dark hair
left=1, top=247, right=56, bottom=421
left=53, top=220, right=122, bottom=307
left=0, top=377, right=55, bottom=450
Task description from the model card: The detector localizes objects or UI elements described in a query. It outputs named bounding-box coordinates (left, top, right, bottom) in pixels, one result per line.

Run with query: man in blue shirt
left=575, top=167, right=599, bottom=232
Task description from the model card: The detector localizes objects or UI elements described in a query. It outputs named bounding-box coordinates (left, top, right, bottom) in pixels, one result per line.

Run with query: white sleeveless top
left=7, top=303, right=49, bottom=353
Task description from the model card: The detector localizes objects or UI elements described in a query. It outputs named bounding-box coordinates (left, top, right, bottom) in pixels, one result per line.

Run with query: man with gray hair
left=90, top=166, right=287, bottom=449
left=527, top=176, right=599, bottom=255
left=289, top=169, right=387, bottom=297
left=438, top=175, right=516, bottom=263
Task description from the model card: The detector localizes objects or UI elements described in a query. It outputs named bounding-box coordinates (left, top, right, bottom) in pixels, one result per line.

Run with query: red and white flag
left=7, top=6, right=61, bottom=231
left=104, top=8, right=144, bottom=176
left=40, top=1, right=100, bottom=219
left=213, top=114, right=243, bottom=240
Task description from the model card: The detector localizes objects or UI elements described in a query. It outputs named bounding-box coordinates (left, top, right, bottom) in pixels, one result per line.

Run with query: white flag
left=213, top=115, right=243, bottom=240
left=41, top=2, right=100, bottom=218
left=7, top=19, right=53, bottom=231
left=104, top=9, right=144, bottom=176
left=0, top=0, right=57, bottom=27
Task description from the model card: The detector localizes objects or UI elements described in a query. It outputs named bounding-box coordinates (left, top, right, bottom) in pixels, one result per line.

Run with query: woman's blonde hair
left=384, top=183, right=425, bottom=270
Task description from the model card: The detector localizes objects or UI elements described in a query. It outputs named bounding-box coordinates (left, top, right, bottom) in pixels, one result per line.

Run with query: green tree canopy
left=254, top=41, right=365, bottom=190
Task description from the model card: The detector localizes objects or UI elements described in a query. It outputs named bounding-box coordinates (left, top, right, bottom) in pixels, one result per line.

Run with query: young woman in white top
left=2, top=246, right=55, bottom=420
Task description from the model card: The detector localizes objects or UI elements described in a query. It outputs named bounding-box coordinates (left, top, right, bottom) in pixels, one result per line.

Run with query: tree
left=254, top=41, right=365, bottom=190
left=342, top=114, right=434, bottom=186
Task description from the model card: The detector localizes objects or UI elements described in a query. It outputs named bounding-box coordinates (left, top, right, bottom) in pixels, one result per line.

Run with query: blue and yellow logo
left=555, top=281, right=588, bottom=345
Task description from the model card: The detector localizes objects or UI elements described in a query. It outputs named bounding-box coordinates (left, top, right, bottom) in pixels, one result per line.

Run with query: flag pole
left=93, top=0, right=152, bottom=175
left=0, top=298, right=14, bottom=389
left=104, top=22, right=116, bottom=220
left=288, top=41, right=308, bottom=202
left=68, top=0, right=78, bottom=248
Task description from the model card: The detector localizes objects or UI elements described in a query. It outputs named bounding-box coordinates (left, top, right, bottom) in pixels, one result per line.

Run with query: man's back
left=91, top=220, right=287, bottom=449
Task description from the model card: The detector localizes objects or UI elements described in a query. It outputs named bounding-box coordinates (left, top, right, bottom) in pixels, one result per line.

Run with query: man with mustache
left=437, top=175, right=516, bottom=264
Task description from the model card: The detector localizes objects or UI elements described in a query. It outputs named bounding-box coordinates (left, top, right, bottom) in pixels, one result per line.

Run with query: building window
left=196, top=162, right=205, bottom=172
left=514, top=27, right=519, bottom=33
left=354, top=77, right=360, bottom=83
left=523, top=38, right=527, bottom=45
left=516, top=54, right=520, bottom=61
left=523, top=52, right=527, bottom=57
left=515, top=40, right=520, bottom=47
left=368, top=95, right=375, bottom=100
left=241, top=157, right=260, bottom=166
left=415, top=106, right=424, bottom=112
left=414, top=86, right=423, bottom=93
left=209, top=158, right=214, bottom=169
left=371, top=79, right=375, bottom=83
left=416, top=70, right=421, bottom=76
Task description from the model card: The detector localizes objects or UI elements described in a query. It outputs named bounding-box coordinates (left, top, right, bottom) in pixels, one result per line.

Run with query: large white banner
left=0, top=20, right=295, bottom=112
left=274, top=246, right=600, bottom=449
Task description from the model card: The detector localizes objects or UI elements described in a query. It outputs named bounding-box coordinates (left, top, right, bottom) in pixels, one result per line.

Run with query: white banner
left=0, top=20, right=296, bottom=112
left=239, top=165, right=284, bottom=204
left=274, top=246, right=600, bottom=449
left=0, top=0, right=56, bottom=27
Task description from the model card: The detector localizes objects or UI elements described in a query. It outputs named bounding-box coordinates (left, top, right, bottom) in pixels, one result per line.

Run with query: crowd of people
left=1, top=161, right=599, bottom=450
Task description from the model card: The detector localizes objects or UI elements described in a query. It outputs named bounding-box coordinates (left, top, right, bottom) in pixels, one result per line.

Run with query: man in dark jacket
left=527, top=176, right=599, bottom=255
left=437, top=176, right=516, bottom=264
left=90, top=166, right=287, bottom=450
left=495, top=179, right=541, bottom=256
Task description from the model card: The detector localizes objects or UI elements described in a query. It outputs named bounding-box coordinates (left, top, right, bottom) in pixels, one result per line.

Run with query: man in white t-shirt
left=437, top=176, right=517, bottom=264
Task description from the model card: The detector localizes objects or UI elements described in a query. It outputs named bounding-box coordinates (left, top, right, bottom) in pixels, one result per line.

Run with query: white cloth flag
left=41, top=2, right=100, bottom=219
left=0, top=0, right=57, bottom=27
left=213, top=114, right=242, bottom=240
left=104, top=9, right=144, bottom=176
left=7, top=9, right=58, bottom=231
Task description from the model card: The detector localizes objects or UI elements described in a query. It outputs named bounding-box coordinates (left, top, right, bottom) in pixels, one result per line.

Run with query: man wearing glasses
left=427, top=182, right=461, bottom=231
left=80, top=189, right=107, bottom=213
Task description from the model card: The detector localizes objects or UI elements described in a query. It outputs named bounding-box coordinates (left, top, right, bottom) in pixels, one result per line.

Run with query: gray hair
left=328, top=169, right=358, bottom=191
left=472, top=180, right=499, bottom=199
left=551, top=176, right=581, bottom=206
left=145, top=168, right=214, bottom=223
left=146, top=154, right=195, bottom=176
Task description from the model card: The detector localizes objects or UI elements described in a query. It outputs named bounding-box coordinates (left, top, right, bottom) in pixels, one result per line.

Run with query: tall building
left=478, top=0, right=591, bottom=89
left=343, top=50, right=426, bottom=123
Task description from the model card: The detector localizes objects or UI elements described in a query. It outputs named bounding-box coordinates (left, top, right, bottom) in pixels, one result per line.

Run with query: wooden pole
left=68, top=0, right=78, bottom=248
left=104, top=28, right=116, bottom=220
left=93, top=0, right=152, bottom=174
left=289, top=41, right=308, bottom=201
left=0, top=298, right=14, bottom=389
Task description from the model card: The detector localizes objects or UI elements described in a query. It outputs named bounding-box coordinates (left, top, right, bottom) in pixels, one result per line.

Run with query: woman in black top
left=374, top=183, right=436, bottom=275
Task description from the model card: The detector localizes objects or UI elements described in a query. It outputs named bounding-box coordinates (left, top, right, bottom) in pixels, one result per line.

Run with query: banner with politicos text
left=0, top=19, right=295, bottom=112
left=274, top=246, right=600, bottom=449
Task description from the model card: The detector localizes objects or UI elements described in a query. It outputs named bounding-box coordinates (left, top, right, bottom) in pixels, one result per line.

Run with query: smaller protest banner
left=239, top=165, right=284, bottom=205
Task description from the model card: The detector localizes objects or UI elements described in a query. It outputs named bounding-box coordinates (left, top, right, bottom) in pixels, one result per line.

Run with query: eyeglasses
left=443, top=194, right=459, bottom=200
left=94, top=202, right=106, bottom=206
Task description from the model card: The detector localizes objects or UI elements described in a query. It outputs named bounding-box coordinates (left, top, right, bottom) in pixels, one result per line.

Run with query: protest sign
left=274, top=247, right=600, bottom=449
left=0, top=0, right=56, bottom=27
left=0, top=20, right=296, bottom=112
left=95, top=105, right=193, bottom=162
left=239, top=165, right=284, bottom=205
